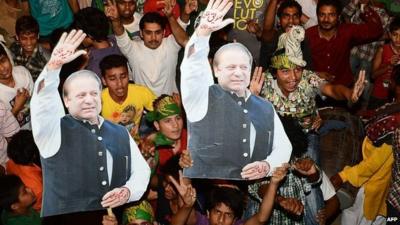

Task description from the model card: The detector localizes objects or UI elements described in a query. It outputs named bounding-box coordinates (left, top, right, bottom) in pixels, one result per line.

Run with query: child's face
left=17, top=32, right=38, bottom=55
left=0, top=54, right=12, bottom=81
left=127, top=218, right=152, bottom=225
left=154, top=114, right=183, bottom=141
left=120, top=111, right=135, bottom=124
left=17, top=185, right=36, bottom=208
left=390, top=29, right=400, bottom=48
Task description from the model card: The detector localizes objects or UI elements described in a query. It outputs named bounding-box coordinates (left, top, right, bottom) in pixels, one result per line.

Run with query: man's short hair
left=15, top=16, right=39, bottom=36
left=316, top=0, right=342, bottom=15
left=277, top=0, right=303, bottom=18
left=100, top=54, right=129, bottom=76
left=62, top=70, right=103, bottom=98
left=139, top=12, right=166, bottom=31
left=390, top=17, right=400, bottom=33
left=74, top=7, right=109, bottom=42
left=0, top=175, right=23, bottom=211
left=212, top=43, right=253, bottom=68
left=207, top=186, right=245, bottom=219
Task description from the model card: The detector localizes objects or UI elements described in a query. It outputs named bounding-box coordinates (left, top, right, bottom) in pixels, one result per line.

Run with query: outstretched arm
left=320, top=70, right=365, bottom=103
left=260, top=0, right=278, bottom=42
left=105, top=0, right=125, bottom=36
left=163, top=0, right=192, bottom=47
left=31, top=30, right=87, bottom=159
left=245, top=165, right=289, bottom=225
left=180, top=0, right=234, bottom=122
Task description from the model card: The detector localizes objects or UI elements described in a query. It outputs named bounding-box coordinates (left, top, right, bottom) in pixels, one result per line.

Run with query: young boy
left=10, top=16, right=50, bottom=81
left=100, top=54, right=156, bottom=137
left=170, top=166, right=289, bottom=225
left=0, top=44, right=33, bottom=129
left=0, top=174, right=40, bottom=225
left=6, top=130, right=43, bottom=212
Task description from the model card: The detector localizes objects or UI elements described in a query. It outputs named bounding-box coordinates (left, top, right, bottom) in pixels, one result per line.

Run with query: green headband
left=270, top=49, right=297, bottom=70
left=123, top=201, right=154, bottom=224
left=146, top=96, right=181, bottom=122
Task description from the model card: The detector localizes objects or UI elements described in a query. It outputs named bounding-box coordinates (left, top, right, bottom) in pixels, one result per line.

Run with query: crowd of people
left=0, top=0, right=400, bottom=224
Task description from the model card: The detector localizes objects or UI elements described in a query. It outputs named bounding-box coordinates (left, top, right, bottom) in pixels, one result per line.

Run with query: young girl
left=370, top=17, right=400, bottom=109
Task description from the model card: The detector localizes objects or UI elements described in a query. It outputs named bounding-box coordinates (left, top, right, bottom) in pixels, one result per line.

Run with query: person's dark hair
left=160, top=155, right=181, bottom=181
left=15, top=16, right=39, bottom=36
left=99, top=54, right=129, bottom=76
left=389, top=17, right=400, bottom=33
left=317, top=0, right=342, bottom=16
left=207, top=186, right=245, bottom=219
left=7, top=130, right=40, bottom=166
left=0, top=175, right=23, bottom=211
left=0, top=44, right=8, bottom=57
left=277, top=0, right=303, bottom=18
left=278, top=115, right=308, bottom=159
left=74, top=7, right=109, bottom=42
left=139, top=12, right=166, bottom=31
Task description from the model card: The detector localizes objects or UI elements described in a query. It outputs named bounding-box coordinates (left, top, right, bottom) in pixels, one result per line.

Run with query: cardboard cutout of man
left=30, top=30, right=150, bottom=220
left=180, top=0, right=292, bottom=180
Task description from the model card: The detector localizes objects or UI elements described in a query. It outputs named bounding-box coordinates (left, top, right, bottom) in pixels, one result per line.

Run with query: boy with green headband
left=144, top=95, right=186, bottom=171
left=123, top=201, right=155, bottom=225
left=250, top=25, right=364, bottom=225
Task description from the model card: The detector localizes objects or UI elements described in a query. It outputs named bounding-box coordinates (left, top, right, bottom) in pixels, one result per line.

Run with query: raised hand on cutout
left=47, top=30, right=87, bottom=70
left=241, top=161, right=270, bottom=180
left=101, top=187, right=130, bottom=208
left=196, top=0, right=234, bottom=37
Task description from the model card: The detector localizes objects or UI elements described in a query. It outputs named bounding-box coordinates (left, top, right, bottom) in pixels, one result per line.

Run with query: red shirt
left=372, top=44, right=396, bottom=99
left=157, top=129, right=187, bottom=169
left=306, top=9, right=383, bottom=86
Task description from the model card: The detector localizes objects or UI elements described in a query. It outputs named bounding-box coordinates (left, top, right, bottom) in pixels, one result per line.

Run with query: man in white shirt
left=180, top=0, right=292, bottom=180
left=30, top=30, right=150, bottom=223
left=105, top=0, right=197, bottom=96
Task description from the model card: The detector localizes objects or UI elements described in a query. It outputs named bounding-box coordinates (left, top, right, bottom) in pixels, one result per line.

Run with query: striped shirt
left=0, top=101, right=20, bottom=167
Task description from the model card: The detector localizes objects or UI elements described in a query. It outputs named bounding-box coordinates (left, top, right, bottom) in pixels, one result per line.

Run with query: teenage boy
left=0, top=174, right=40, bottom=225
left=100, top=54, right=156, bottom=137
left=10, top=16, right=50, bottom=81
left=0, top=44, right=33, bottom=129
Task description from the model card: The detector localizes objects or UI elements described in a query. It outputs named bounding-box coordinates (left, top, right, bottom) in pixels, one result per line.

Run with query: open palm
left=48, top=30, right=87, bottom=70
left=196, top=0, right=234, bottom=36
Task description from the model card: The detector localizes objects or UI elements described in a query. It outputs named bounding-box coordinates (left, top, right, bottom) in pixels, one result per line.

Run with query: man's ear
left=63, top=96, right=70, bottom=109
left=153, top=121, right=160, bottom=131
left=213, top=65, right=220, bottom=78
left=101, top=77, right=107, bottom=86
